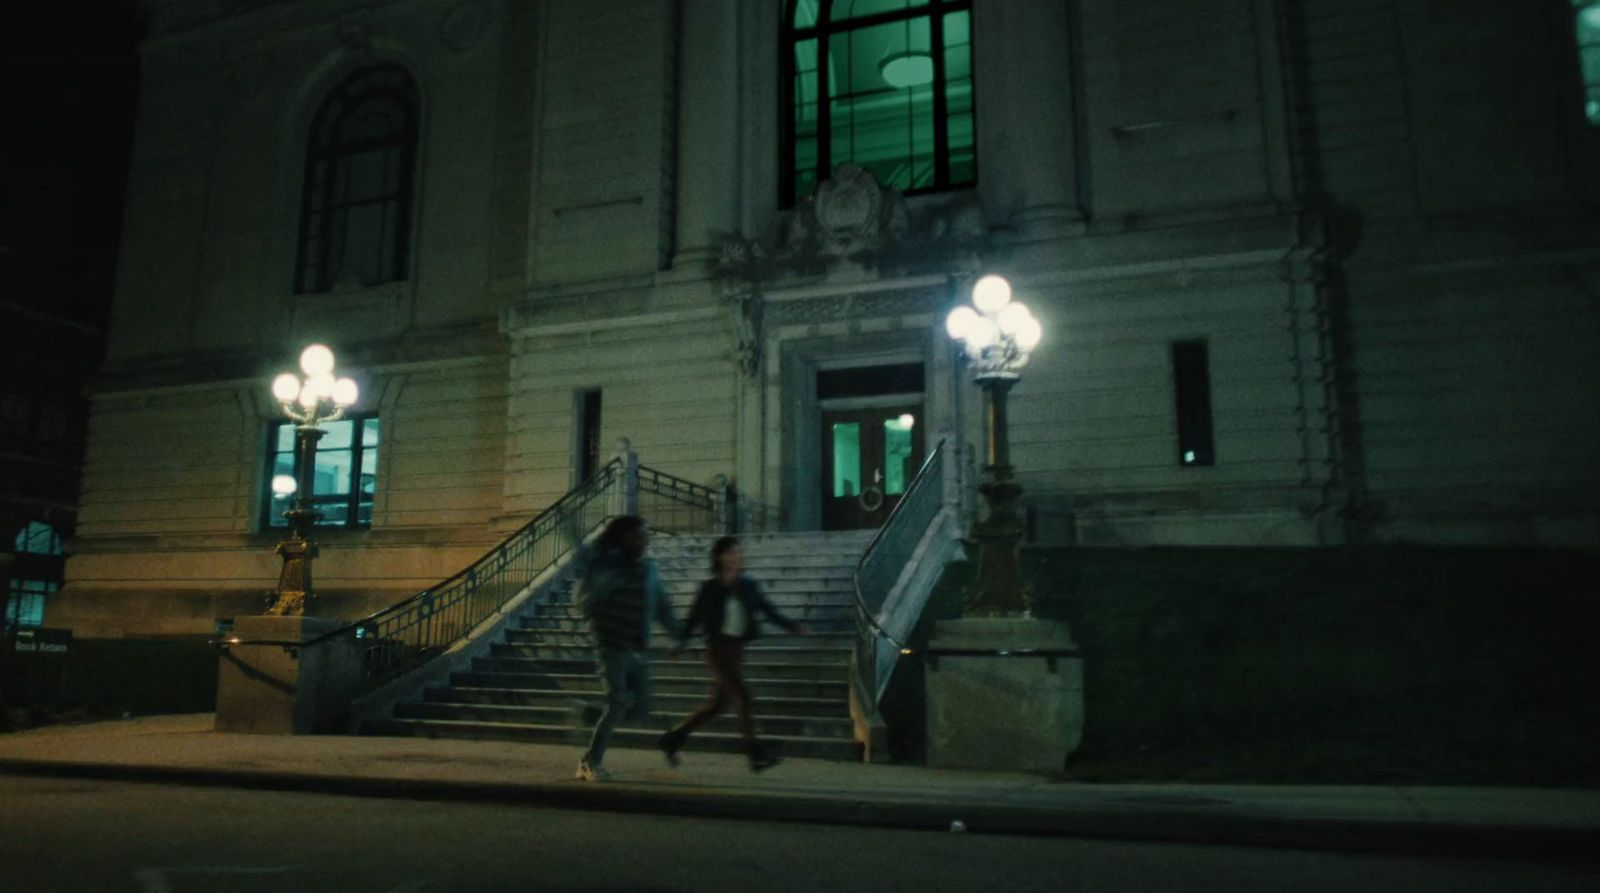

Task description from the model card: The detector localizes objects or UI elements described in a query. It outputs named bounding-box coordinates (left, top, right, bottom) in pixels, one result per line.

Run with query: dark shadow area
left=884, top=545, right=1600, bottom=785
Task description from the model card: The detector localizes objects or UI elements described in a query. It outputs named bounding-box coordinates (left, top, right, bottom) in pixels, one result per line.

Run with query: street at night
left=3, top=776, right=1598, bottom=893
left=5, top=1, right=1600, bottom=890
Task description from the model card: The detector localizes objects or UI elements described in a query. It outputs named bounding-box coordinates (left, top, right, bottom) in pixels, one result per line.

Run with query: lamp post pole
left=267, top=345, right=358, bottom=617
left=946, top=275, right=1044, bottom=618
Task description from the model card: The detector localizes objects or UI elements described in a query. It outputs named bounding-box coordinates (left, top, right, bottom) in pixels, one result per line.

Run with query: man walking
left=573, top=515, right=678, bottom=782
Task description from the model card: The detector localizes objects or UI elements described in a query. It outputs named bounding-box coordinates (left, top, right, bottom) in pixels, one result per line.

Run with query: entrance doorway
left=821, top=404, right=924, bottom=530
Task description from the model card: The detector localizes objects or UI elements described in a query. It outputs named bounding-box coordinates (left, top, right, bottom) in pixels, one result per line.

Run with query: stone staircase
left=362, top=530, right=876, bottom=761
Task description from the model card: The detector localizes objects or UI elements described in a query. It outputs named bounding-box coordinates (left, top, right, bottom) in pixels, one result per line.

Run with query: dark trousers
left=673, top=636, right=755, bottom=743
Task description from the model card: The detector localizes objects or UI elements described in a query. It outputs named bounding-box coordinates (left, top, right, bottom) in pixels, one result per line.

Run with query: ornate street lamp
left=946, top=275, right=1043, bottom=616
left=266, top=344, right=359, bottom=616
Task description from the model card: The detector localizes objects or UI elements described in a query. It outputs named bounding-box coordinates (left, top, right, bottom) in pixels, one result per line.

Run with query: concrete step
left=470, top=655, right=851, bottom=682
left=395, top=701, right=855, bottom=739
left=526, top=598, right=856, bottom=618
left=427, top=686, right=849, bottom=717
left=448, top=671, right=849, bottom=699
left=361, top=717, right=864, bottom=761
left=489, top=642, right=851, bottom=664
left=502, top=628, right=852, bottom=648
left=651, top=553, right=866, bottom=571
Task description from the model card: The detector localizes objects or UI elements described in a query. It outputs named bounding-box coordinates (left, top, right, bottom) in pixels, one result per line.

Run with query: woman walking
left=658, top=536, right=807, bottom=772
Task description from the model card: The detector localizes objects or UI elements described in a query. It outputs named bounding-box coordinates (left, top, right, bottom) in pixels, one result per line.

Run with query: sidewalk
left=2, top=714, right=1597, bottom=863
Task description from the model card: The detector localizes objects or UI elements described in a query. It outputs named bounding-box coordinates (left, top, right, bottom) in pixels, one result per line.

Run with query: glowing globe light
left=965, top=316, right=999, bottom=351
left=271, top=373, right=302, bottom=403
left=1015, top=316, right=1043, bottom=352
left=996, top=302, right=1033, bottom=337
left=945, top=305, right=979, bottom=340
left=972, top=275, right=1012, bottom=315
left=299, top=343, right=335, bottom=377
left=271, top=474, right=298, bottom=496
left=332, top=377, right=359, bottom=407
left=897, top=413, right=915, bottom=429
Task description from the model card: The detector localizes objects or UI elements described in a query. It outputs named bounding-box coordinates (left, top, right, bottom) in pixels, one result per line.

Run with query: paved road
left=2, top=777, right=1596, bottom=893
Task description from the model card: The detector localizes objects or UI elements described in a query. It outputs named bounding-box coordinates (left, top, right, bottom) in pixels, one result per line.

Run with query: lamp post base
left=962, top=471, right=1033, bottom=617
left=267, top=534, right=318, bottom=617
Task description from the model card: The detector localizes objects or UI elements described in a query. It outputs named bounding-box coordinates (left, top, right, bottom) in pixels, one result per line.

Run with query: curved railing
left=852, top=439, right=947, bottom=713
left=330, top=457, right=624, bottom=690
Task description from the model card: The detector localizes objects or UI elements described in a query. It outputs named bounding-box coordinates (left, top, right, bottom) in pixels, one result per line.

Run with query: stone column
left=974, top=1, right=1081, bottom=236
left=671, top=0, right=741, bottom=270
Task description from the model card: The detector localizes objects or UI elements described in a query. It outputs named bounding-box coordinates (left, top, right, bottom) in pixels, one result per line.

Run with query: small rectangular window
left=1172, top=340, right=1215, bottom=468
left=831, top=422, right=862, bottom=497
left=576, top=389, right=603, bottom=484
left=5, top=579, right=53, bottom=629
left=262, top=416, right=379, bottom=529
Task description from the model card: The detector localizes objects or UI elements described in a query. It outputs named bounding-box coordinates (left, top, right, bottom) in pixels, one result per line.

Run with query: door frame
left=819, top=399, right=927, bottom=530
left=775, top=336, right=927, bottom=532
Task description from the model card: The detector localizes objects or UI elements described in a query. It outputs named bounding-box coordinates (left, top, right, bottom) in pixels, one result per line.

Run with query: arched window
left=295, top=64, right=420, bottom=294
left=784, top=0, right=975, bottom=203
left=6, top=521, right=62, bottom=630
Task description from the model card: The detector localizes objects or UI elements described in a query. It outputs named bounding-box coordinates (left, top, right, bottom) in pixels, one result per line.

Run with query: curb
left=1, top=757, right=1596, bottom=864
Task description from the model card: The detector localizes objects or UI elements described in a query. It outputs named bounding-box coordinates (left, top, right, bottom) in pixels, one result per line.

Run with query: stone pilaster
left=671, top=0, right=741, bottom=269
left=974, top=0, right=1081, bottom=236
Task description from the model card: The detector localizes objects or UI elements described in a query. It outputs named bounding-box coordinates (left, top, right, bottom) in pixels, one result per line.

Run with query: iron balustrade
left=637, top=465, right=725, bottom=534
left=218, top=458, right=625, bottom=691
left=347, top=458, right=624, bottom=687
left=213, top=449, right=799, bottom=730
left=852, top=439, right=947, bottom=713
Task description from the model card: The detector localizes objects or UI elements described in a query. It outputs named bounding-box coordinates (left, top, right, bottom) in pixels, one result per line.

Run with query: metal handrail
left=637, top=464, right=724, bottom=534
left=221, top=457, right=624, bottom=691
left=852, top=438, right=948, bottom=651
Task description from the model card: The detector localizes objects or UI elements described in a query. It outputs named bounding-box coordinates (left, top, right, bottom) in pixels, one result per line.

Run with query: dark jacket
left=681, top=574, right=798, bottom=644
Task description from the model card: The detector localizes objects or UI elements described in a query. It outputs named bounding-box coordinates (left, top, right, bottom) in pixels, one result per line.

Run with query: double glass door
left=821, top=404, right=924, bottom=530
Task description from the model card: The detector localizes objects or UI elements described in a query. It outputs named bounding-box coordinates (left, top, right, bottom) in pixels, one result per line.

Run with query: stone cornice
left=93, top=320, right=505, bottom=396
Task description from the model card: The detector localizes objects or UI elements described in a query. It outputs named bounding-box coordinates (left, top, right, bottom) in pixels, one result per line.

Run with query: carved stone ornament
left=717, top=164, right=987, bottom=282
left=813, top=164, right=884, bottom=252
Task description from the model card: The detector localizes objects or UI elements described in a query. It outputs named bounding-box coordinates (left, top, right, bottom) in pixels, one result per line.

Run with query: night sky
left=2, top=1, right=145, bottom=333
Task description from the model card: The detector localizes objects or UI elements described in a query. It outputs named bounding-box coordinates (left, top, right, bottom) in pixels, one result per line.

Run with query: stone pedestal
left=924, top=617, right=1083, bottom=772
left=215, top=615, right=363, bottom=735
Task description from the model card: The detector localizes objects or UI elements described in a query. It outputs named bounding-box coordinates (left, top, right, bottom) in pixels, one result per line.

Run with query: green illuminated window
left=263, top=417, right=379, bottom=529
left=5, top=522, right=61, bottom=630
left=785, top=0, right=975, bottom=203
left=832, top=422, right=862, bottom=497
left=1577, top=2, right=1600, bottom=123
left=883, top=415, right=914, bottom=495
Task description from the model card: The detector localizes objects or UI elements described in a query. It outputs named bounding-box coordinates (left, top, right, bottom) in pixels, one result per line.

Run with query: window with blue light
left=6, top=522, right=62, bottom=630
left=263, top=417, right=379, bottom=529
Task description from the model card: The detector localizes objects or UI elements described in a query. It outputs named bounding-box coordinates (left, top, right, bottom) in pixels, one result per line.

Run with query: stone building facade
left=50, top=0, right=1600, bottom=638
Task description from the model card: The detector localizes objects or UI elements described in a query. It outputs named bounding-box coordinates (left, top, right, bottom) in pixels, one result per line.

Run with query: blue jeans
left=583, top=648, right=652, bottom=766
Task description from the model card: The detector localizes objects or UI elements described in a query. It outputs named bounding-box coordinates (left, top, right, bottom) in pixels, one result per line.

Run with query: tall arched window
left=784, top=0, right=975, bottom=204
left=295, top=64, right=420, bottom=294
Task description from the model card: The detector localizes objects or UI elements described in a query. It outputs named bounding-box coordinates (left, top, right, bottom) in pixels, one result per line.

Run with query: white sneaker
left=575, top=761, right=612, bottom=782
